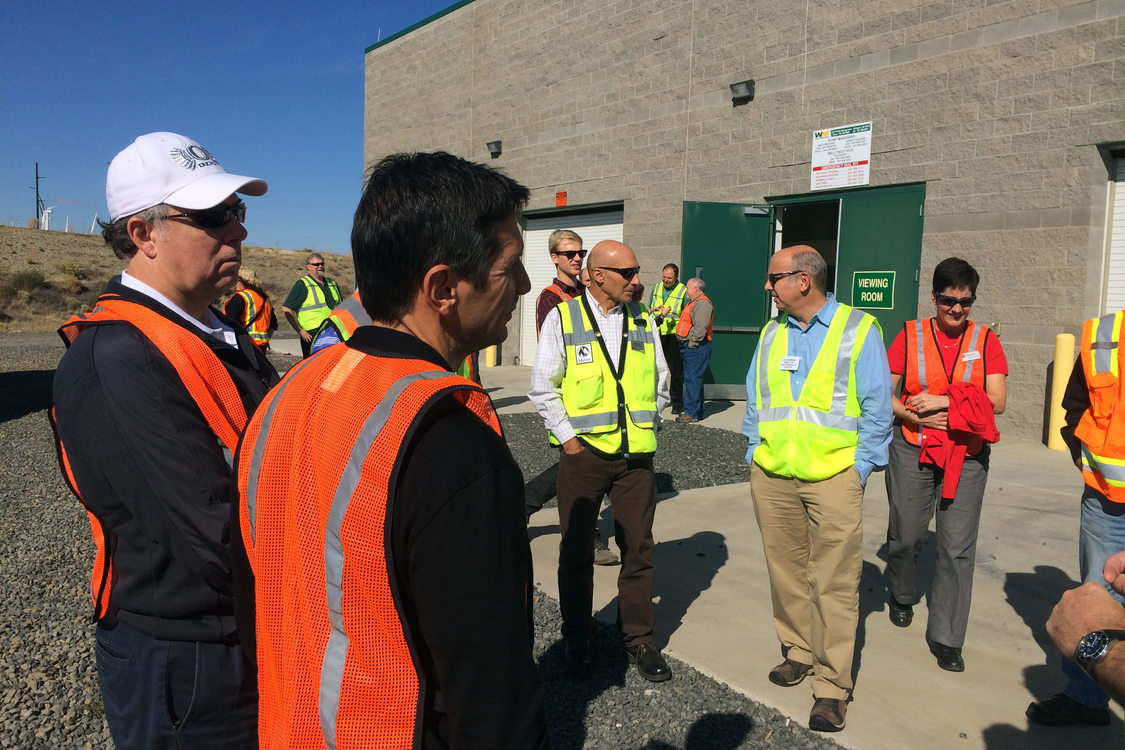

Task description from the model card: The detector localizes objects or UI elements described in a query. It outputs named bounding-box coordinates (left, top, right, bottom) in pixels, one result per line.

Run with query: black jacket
left=52, top=277, right=278, bottom=641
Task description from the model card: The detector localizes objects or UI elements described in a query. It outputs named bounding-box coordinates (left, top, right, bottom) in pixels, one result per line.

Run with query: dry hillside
left=0, top=226, right=352, bottom=333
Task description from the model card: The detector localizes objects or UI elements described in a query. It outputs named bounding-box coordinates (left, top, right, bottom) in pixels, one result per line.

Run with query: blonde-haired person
left=224, top=267, right=277, bottom=351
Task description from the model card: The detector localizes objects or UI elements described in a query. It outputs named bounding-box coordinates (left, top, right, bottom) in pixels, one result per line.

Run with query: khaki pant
left=749, top=462, right=864, bottom=700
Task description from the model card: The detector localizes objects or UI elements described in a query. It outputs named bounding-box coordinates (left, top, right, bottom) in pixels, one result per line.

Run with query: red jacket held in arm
left=917, top=381, right=1000, bottom=500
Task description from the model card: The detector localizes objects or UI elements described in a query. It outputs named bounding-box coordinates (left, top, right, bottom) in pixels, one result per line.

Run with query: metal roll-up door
left=519, top=210, right=624, bottom=366
left=1106, top=158, right=1125, bottom=312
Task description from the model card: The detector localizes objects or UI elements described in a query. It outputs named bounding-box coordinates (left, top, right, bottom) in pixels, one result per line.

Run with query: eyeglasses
left=552, top=249, right=587, bottom=260
left=936, top=294, right=975, bottom=308
left=164, top=202, right=246, bottom=229
left=767, top=270, right=802, bottom=285
left=598, top=266, right=640, bottom=281
left=308, top=262, right=325, bottom=268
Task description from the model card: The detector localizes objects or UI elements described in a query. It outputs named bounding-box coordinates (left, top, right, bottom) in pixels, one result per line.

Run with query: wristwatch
left=1074, top=629, right=1125, bottom=675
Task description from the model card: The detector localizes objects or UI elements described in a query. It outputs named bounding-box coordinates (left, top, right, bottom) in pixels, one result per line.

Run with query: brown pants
left=556, top=447, right=657, bottom=647
left=750, top=462, right=864, bottom=700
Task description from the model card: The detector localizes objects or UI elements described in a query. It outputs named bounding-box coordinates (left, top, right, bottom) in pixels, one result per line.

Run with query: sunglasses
left=552, top=249, right=587, bottom=260
left=936, top=294, right=975, bottom=308
left=767, top=269, right=802, bottom=285
left=165, top=202, right=246, bottom=229
left=598, top=266, right=640, bottom=281
left=308, top=262, right=325, bottom=268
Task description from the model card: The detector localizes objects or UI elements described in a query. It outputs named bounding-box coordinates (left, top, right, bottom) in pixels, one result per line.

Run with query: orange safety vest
left=317, top=290, right=369, bottom=342
left=238, top=345, right=500, bottom=749
left=1075, top=311, right=1125, bottom=503
left=900, top=318, right=989, bottom=447
left=51, top=295, right=248, bottom=620
left=235, top=288, right=273, bottom=350
left=675, top=294, right=713, bottom=340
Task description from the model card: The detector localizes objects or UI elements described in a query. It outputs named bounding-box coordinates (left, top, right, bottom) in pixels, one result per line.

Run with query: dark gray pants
left=885, top=428, right=990, bottom=648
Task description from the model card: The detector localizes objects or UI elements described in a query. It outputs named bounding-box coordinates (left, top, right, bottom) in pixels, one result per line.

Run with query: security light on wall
left=486, top=140, right=502, bottom=158
left=730, top=79, right=755, bottom=106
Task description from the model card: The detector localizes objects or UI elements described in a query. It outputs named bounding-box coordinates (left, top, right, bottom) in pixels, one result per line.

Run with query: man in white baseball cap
left=50, top=132, right=277, bottom=749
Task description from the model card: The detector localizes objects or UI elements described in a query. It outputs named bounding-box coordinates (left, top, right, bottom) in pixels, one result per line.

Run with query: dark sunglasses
left=767, top=269, right=802, bottom=285
left=598, top=266, right=640, bottom=281
left=936, top=294, right=975, bottom=308
left=308, top=262, right=325, bottom=268
left=165, top=202, right=246, bottom=229
left=552, top=249, right=587, bottom=260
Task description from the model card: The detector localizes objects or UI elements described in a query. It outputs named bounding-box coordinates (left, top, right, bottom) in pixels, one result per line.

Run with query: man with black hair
left=236, top=151, right=547, bottom=748
left=52, top=131, right=276, bottom=749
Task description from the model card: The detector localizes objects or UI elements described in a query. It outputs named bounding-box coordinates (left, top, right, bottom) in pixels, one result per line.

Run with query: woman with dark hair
left=884, top=257, right=1008, bottom=672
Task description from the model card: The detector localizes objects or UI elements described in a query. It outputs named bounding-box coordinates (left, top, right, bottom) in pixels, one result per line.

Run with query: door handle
left=711, top=326, right=761, bottom=333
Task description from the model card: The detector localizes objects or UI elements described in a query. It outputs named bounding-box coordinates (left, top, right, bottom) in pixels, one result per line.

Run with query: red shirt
left=888, top=320, right=1008, bottom=379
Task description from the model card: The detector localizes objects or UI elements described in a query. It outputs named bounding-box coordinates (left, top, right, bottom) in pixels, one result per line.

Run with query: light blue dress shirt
left=742, top=293, right=893, bottom=485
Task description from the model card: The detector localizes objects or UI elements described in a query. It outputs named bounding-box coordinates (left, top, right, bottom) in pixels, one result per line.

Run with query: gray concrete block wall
left=365, top=0, right=1125, bottom=439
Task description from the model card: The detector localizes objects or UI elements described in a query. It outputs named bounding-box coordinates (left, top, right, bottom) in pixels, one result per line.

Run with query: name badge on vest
left=962, top=350, right=981, bottom=363
left=779, top=355, right=801, bottom=371
left=576, top=343, right=594, bottom=365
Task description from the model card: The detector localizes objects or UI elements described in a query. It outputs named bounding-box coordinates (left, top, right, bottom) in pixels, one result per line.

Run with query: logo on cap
left=169, top=145, right=219, bottom=171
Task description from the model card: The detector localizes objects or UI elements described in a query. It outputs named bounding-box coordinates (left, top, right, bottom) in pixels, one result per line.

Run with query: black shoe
left=927, top=639, right=964, bottom=672
left=627, top=642, right=672, bottom=682
left=1026, top=692, right=1112, bottom=726
left=888, top=598, right=913, bottom=628
left=671, top=404, right=683, bottom=414
left=563, top=638, right=592, bottom=677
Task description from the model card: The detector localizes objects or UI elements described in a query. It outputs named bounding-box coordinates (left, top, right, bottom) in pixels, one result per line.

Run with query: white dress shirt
left=529, top=289, right=670, bottom=445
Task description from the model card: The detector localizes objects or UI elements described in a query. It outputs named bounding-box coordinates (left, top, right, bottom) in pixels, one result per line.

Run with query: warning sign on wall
left=811, top=122, right=872, bottom=191
left=852, top=271, right=895, bottom=309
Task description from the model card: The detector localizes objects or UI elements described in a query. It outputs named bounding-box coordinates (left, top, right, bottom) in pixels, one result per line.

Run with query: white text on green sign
left=852, top=271, right=895, bottom=310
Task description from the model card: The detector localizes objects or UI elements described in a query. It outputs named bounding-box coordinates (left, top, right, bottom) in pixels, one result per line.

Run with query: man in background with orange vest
left=675, top=277, right=713, bottom=424
left=234, top=151, right=547, bottom=748
left=1028, top=307, right=1125, bottom=728
left=223, top=267, right=277, bottom=351
left=883, top=258, right=1007, bottom=673
left=51, top=131, right=276, bottom=749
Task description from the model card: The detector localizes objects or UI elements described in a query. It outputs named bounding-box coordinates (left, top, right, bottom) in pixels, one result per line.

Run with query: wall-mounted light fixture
left=729, top=79, right=755, bottom=106
left=486, top=140, right=502, bottom=158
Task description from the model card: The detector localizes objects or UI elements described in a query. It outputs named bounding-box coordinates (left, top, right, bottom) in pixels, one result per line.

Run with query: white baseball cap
left=106, top=132, right=268, bottom=221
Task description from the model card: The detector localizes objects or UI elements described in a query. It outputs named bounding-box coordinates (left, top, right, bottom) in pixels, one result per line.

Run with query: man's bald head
left=587, top=240, right=640, bottom=310
left=588, top=239, right=636, bottom=270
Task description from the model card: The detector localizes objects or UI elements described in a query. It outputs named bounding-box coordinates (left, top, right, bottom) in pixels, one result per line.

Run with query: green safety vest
left=649, top=282, right=687, bottom=336
left=553, top=297, right=658, bottom=456
left=295, top=275, right=342, bottom=331
left=753, top=303, right=878, bottom=481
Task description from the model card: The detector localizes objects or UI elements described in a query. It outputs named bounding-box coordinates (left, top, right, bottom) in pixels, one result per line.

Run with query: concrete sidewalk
left=477, top=364, right=1125, bottom=750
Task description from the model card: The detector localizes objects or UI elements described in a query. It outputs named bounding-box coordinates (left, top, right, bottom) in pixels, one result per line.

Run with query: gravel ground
left=0, top=333, right=839, bottom=749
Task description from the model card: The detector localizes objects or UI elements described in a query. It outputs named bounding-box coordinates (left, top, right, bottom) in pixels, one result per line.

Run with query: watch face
left=1078, top=631, right=1110, bottom=663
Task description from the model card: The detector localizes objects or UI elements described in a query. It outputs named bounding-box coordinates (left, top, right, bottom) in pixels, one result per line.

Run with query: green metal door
left=680, top=201, right=774, bottom=397
left=769, top=182, right=925, bottom=345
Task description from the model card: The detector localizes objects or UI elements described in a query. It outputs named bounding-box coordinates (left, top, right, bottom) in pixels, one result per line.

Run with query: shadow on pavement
left=650, top=530, right=728, bottom=650
left=639, top=712, right=755, bottom=749
left=0, top=370, right=53, bottom=423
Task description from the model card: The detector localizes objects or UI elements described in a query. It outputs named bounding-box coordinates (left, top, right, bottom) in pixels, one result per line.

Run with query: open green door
left=680, top=202, right=773, bottom=398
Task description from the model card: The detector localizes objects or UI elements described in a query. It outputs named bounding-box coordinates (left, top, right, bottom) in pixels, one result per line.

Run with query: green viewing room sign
left=852, top=271, right=895, bottom=309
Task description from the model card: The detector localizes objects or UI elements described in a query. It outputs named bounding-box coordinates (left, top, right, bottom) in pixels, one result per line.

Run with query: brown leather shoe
left=809, top=697, right=846, bottom=732
left=767, top=658, right=812, bottom=687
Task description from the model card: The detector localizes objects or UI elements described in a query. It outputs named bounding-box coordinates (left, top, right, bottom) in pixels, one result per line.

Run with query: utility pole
left=31, top=163, right=45, bottom=228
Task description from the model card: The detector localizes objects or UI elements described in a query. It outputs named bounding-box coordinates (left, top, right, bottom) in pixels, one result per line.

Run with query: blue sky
left=1, top=0, right=455, bottom=255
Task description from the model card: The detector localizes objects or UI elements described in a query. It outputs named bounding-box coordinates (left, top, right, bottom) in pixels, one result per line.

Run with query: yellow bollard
left=484, top=345, right=497, bottom=368
left=1047, top=333, right=1075, bottom=450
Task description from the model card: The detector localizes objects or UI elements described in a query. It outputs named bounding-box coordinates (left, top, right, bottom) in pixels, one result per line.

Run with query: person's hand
left=916, top=410, right=948, bottom=431
left=906, top=392, right=949, bottom=414
left=1047, top=582, right=1125, bottom=660
left=561, top=438, right=584, bottom=456
left=1104, top=551, right=1125, bottom=596
left=299, top=328, right=313, bottom=343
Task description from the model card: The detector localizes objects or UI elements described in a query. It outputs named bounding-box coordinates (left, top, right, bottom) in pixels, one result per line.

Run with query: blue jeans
left=679, top=339, right=711, bottom=419
left=1061, top=485, right=1125, bottom=708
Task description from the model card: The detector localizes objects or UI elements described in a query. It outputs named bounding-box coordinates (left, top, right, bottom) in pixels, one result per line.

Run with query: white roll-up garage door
left=1106, top=158, right=1125, bottom=313
left=519, top=209, right=624, bottom=366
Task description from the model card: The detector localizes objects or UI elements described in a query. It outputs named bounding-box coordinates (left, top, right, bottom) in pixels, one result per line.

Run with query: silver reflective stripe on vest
left=562, top=328, right=598, bottom=347
left=961, top=323, right=983, bottom=381
left=1083, top=445, right=1125, bottom=484
left=319, top=369, right=455, bottom=747
left=629, top=409, right=657, bottom=423
left=302, top=277, right=330, bottom=313
left=914, top=319, right=927, bottom=391
left=1093, top=313, right=1119, bottom=375
left=757, top=321, right=779, bottom=406
left=338, top=294, right=371, bottom=325
left=570, top=411, right=618, bottom=431
left=758, top=405, right=861, bottom=432
left=831, top=307, right=866, bottom=412
left=243, top=353, right=325, bottom=543
left=627, top=327, right=654, bottom=345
